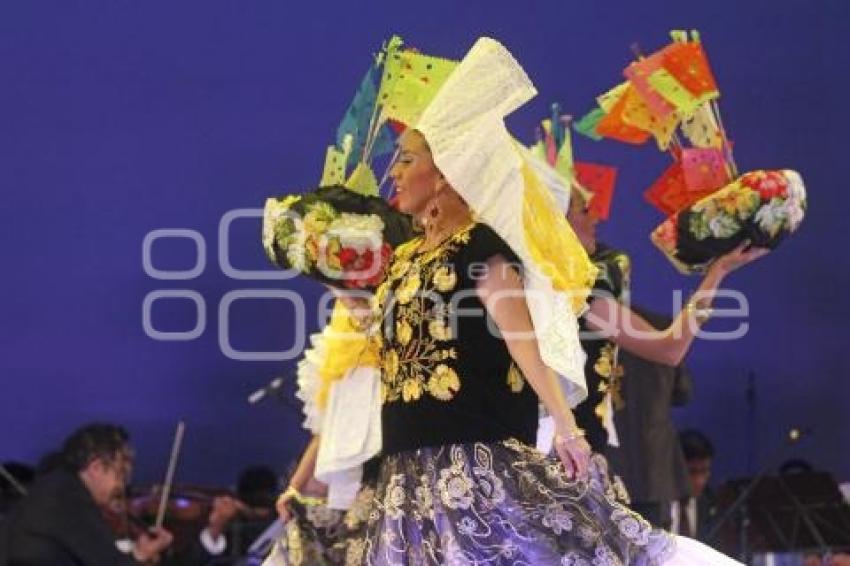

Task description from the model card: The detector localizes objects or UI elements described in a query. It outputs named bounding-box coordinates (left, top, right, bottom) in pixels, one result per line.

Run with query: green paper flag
left=573, top=108, right=606, bottom=141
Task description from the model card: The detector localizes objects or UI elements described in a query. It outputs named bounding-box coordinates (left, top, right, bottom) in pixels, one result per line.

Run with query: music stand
left=711, top=470, right=850, bottom=561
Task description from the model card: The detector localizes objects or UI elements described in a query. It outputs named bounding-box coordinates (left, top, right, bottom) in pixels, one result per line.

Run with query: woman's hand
left=275, top=486, right=298, bottom=523
left=553, top=427, right=591, bottom=481
left=710, top=241, right=770, bottom=276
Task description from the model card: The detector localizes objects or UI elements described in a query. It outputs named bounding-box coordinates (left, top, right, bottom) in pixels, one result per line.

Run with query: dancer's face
left=390, top=130, right=445, bottom=217
left=566, top=190, right=599, bottom=255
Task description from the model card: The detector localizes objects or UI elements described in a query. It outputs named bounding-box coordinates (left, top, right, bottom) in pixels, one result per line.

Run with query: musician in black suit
left=671, top=429, right=718, bottom=540
left=2, top=423, right=172, bottom=565
left=605, top=306, right=694, bottom=529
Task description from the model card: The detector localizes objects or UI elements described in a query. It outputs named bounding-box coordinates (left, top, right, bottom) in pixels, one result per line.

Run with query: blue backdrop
left=2, top=0, right=847, bottom=488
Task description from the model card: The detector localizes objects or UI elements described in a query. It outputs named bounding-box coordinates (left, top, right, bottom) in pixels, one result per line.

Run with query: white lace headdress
left=416, top=37, right=597, bottom=406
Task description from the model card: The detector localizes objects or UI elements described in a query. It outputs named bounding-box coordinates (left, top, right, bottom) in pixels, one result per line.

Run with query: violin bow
left=154, top=420, right=186, bottom=529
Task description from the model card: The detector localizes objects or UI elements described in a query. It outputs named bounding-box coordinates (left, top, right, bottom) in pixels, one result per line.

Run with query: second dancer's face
left=390, top=130, right=443, bottom=216
left=566, top=190, right=599, bottom=255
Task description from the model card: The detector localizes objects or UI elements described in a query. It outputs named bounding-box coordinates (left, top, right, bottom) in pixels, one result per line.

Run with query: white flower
left=611, top=508, right=650, bottom=546
left=285, top=220, right=309, bottom=272
left=261, top=199, right=282, bottom=253
left=542, top=503, right=574, bottom=534
left=610, top=475, right=631, bottom=505
left=754, top=198, right=788, bottom=238
left=592, top=543, right=623, bottom=566
left=437, top=464, right=474, bottom=510
left=782, top=172, right=807, bottom=231
left=784, top=198, right=805, bottom=231
left=383, top=473, right=406, bottom=519
left=327, top=213, right=385, bottom=252
left=708, top=214, right=740, bottom=239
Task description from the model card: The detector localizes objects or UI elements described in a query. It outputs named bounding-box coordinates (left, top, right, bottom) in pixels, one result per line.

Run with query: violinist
left=4, top=423, right=173, bottom=565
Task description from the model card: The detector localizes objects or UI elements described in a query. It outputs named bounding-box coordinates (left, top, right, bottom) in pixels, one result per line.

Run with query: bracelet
left=555, top=428, right=586, bottom=443
left=278, top=485, right=326, bottom=507
left=685, top=300, right=714, bottom=325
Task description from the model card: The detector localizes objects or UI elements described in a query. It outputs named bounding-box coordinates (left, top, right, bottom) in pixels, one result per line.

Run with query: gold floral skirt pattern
left=265, top=487, right=375, bottom=566
left=345, top=439, right=676, bottom=565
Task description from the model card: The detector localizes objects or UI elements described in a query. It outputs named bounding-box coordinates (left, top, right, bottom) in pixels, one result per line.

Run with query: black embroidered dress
left=345, top=223, right=674, bottom=565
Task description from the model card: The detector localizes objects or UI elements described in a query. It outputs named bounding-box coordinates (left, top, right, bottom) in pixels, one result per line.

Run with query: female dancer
left=342, top=37, right=752, bottom=564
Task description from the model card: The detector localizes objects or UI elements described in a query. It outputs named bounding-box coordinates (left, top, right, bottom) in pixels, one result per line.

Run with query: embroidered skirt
left=264, top=487, right=375, bottom=566
left=345, top=438, right=676, bottom=565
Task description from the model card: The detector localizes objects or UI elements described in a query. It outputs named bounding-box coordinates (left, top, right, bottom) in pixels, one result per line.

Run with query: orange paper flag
left=596, top=85, right=651, bottom=144
left=662, top=41, right=718, bottom=101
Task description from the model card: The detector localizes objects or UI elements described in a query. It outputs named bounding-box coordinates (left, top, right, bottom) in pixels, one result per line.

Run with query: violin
left=101, top=422, right=275, bottom=552
left=105, top=484, right=274, bottom=549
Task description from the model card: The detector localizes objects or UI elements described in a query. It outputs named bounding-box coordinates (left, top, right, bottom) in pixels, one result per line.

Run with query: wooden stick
left=377, top=147, right=400, bottom=199
left=155, top=421, right=185, bottom=529
left=0, top=463, right=27, bottom=496
left=710, top=100, right=739, bottom=178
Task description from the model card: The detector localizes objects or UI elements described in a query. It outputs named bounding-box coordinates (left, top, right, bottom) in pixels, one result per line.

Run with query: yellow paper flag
left=379, top=50, right=457, bottom=126
left=344, top=162, right=379, bottom=196
left=619, top=86, right=680, bottom=150
left=319, top=135, right=352, bottom=186
left=319, top=146, right=346, bottom=186
left=647, top=68, right=704, bottom=119
left=597, top=82, right=630, bottom=113
left=554, top=126, right=575, bottom=180
left=680, top=102, right=723, bottom=148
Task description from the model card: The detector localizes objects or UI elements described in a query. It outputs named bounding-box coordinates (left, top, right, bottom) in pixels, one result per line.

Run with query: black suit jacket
left=3, top=468, right=137, bottom=566
left=605, top=306, right=693, bottom=505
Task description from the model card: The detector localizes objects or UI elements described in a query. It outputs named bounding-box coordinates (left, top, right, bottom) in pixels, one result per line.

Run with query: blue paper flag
left=336, top=66, right=380, bottom=168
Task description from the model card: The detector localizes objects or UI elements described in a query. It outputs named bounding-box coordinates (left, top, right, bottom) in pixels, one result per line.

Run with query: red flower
left=741, top=171, right=788, bottom=201
left=338, top=247, right=358, bottom=268
left=341, top=243, right=392, bottom=289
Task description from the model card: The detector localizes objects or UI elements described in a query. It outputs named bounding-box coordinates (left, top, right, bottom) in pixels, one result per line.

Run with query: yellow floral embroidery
left=427, top=364, right=460, bottom=401
left=372, top=281, right=389, bottom=313
left=390, top=259, right=411, bottom=280
left=402, top=378, right=424, bottom=402
left=440, top=348, right=458, bottom=361
left=506, top=363, right=525, bottom=393
left=396, top=271, right=421, bottom=305
left=594, top=347, right=614, bottom=378
left=385, top=349, right=399, bottom=380
left=593, top=343, right=625, bottom=423
left=396, top=319, right=413, bottom=346
left=428, top=318, right=452, bottom=341
left=432, top=265, right=458, bottom=292
left=380, top=222, right=475, bottom=404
